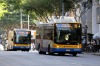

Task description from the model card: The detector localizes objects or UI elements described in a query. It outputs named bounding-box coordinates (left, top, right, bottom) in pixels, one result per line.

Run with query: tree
left=0, top=0, right=8, bottom=18
left=22, top=0, right=79, bottom=22
left=0, top=0, right=80, bottom=30
left=0, top=0, right=28, bottom=30
left=64, top=0, right=92, bottom=22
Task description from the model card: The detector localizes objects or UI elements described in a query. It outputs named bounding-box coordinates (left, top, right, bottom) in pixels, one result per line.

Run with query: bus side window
left=47, top=32, right=52, bottom=40
left=43, top=35, right=48, bottom=39
left=36, top=34, right=41, bottom=39
left=50, top=36, right=53, bottom=40
left=11, top=38, right=13, bottom=41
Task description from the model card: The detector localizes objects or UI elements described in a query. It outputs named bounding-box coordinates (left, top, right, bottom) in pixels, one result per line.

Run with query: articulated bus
left=36, top=20, right=82, bottom=56
left=7, top=29, right=31, bottom=51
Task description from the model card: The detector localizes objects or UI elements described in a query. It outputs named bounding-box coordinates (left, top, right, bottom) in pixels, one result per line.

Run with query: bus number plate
left=66, top=50, right=70, bottom=51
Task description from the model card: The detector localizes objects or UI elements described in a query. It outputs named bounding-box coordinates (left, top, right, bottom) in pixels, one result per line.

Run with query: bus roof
left=36, top=23, right=53, bottom=27
left=36, top=22, right=80, bottom=27
left=36, top=17, right=81, bottom=27
left=49, top=17, right=79, bottom=23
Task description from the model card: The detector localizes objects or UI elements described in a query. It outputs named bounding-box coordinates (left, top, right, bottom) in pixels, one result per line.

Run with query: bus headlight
left=53, top=44, right=59, bottom=48
left=77, top=46, right=80, bottom=48
left=57, top=46, right=59, bottom=48
left=28, top=45, right=30, bottom=46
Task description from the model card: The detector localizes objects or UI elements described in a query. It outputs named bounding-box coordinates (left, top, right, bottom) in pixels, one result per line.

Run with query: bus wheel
left=72, top=53, right=77, bottom=56
left=48, top=45, right=53, bottom=55
left=38, top=47, right=42, bottom=54
left=48, top=45, right=50, bottom=55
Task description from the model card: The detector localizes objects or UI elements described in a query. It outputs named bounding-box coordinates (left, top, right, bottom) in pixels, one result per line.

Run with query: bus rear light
left=57, top=46, right=59, bottom=48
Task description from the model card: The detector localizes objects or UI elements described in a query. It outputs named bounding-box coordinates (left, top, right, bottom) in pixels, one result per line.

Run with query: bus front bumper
left=13, top=46, right=31, bottom=50
left=51, top=48, right=82, bottom=53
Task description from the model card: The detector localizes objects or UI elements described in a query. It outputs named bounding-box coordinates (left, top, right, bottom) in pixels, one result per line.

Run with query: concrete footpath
left=92, top=52, right=100, bottom=56
left=83, top=52, right=100, bottom=56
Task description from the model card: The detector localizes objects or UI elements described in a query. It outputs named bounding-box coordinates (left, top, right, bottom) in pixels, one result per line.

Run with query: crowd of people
left=82, top=33, right=100, bottom=52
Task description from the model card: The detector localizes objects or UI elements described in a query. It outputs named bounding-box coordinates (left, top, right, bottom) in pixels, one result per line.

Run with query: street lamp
left=85, top=25, right=88, bottom=47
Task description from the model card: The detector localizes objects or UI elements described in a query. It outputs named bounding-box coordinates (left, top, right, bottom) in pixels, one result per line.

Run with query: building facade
left=80, top=0, right=100, bottom=35
left=92, top=0, right=100, bottom=34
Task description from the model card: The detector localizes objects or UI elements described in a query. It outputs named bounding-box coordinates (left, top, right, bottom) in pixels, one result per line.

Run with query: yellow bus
left=7, top=29, right=31, bottom=51
left=36, top=20, right=82, bottom=56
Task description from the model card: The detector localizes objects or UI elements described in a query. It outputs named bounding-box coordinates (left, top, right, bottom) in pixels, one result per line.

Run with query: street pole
left=28, top=15, right=30, bottom=30
left=85, top=25, right=88, bottom=47
left=62, top=0, right=64, bottom=19
left=20, top=9, right=22, bottom=29
left=20, top=9, right=30, bottom=30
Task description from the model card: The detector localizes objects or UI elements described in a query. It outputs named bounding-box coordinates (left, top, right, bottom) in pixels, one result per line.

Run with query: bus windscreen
left=14, top=31, right=31, bottom=44
left=54, top=23, right=82, bottom=44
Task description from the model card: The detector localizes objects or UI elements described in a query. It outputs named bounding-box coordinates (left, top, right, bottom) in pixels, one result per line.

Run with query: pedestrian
left=32, top=42, right=35, bottom=50
left=0, top=41, right=4, bottom=51
left=31, top=40, right=35, bottom=51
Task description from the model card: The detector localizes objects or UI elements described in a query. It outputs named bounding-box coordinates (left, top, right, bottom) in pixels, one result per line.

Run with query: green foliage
left=0, top=0, right=79, bottom=30
left=0, top=1, right=8, bottom=18
left=22, top=0, right=79, bottom=21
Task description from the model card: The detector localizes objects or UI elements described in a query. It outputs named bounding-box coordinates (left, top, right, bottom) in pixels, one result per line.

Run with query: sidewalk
left=83, top=52, right=100, bottom=56
left=92, top=52, right=100, bottom=56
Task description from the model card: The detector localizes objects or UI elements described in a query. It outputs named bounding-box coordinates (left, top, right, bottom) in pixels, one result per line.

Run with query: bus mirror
left=11, top=38, right=13, bottom=41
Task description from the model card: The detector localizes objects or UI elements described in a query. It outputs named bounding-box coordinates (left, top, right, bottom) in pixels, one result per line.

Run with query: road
left=0, top=51, right=100, bottom=66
